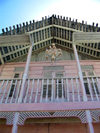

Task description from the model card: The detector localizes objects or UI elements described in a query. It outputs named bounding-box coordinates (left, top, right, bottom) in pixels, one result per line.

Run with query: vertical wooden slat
left=47, top=28, right=49, bottom=38
left=71, top=78, right=75, bottom=102
left=5, top=80, right=13, bottom=103
left=44, top=28, right=46, bottom=40
left=56, top=79, right=59, bottom=100
left=76, top=78, right=80, bottom=102
left=40, top=79, right=44, bottom=102
left=87, top=77, right=93, bottom=101
left=0, top=80, right=9, bottom=104
left=15, top=80, right=22, bottom=103
left=41, top=30, right=43, bottom=41
left=29, top=79, right=34, bottom=103
left=61, top=79, right=64, bottom=100
left=66, top=79, right=69, bottom=102
left=46, top=79, right=49, bottom=102
left=24, top=79, right=30, bottom=103
left=0, top=80, right=5, bottom=95
left=35, top=79, right=39, bottom=103
left=96, top=77, right=100, bottom=94
left=51, top=79, right=54, bottom=102
left=10, top=80, right=17, bottom=103
left=92, top=77, right=99, bottom=101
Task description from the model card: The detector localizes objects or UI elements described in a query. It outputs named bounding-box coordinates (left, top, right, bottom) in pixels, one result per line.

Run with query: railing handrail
left=0, top=75, right=100, bottom=104
left=0, top=75, right=100, bottom=81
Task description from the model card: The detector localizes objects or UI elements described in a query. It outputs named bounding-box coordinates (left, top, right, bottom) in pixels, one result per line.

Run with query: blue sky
left=0, top=0, right=100, bottom=33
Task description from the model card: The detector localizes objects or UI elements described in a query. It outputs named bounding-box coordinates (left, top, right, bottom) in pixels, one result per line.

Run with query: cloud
left=35, top=0, right=100, bottom=26
left=0, top=0, right=100, bottom=33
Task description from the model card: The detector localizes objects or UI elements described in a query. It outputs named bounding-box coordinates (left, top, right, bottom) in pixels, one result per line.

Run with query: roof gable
left=0, top=15, right=100, bottom=64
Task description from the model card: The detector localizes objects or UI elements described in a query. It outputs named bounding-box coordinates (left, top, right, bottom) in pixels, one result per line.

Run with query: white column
left=73, top=45, right=87, bottom=101
left=73, top=35, right=94, bottom=133
left=18, top=42, right=33, bottom=103
left=12, top=40, right=34, bottom=133
left=12, top=113, right=19, bottom=133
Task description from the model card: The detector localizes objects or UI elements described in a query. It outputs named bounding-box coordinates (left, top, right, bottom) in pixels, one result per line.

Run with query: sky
left=0, top=0, right=100, bottom=33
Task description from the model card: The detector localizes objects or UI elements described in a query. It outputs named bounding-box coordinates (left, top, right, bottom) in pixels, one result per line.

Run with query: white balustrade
left=0, top=76, right=100, bottom=104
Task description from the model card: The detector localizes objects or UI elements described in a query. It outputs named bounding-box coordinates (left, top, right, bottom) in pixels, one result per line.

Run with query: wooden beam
left=26, top=25, right=52, bottom=34
left=0, top=101, right=100, bottom=112
left=53, top=24, right=82, bottom=32
left=54, top=37, right=72, bottom=44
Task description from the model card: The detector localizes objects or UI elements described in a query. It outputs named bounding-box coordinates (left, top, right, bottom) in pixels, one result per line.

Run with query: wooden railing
left=0, top=76, right=100, bottom=104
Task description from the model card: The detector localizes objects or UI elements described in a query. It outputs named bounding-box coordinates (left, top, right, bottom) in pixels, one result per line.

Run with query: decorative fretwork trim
left=18, top=111, right=87, bottom=125
left=0, top=112, right=15, bottom=125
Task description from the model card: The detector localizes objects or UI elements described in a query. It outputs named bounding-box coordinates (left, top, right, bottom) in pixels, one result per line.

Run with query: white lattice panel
left=53, top=111, right=87, bottom=123
left=18, top=111, right=87, bottom=125
left=0, top=110, right=100, bottom=125
left=90, top=110, right=100, bottom=122
left=0, top=112, right=15, bottom=125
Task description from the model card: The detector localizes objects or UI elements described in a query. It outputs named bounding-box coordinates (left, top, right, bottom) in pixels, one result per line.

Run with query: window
left=43, top=66, right=65, bottom=101
left=14, top=73, right=20, bottom=78
left=55, top=72, right=64, bottom=98
left=43, top=79, right=52, bottom=99
left=14, top=67, right=24, bottom=72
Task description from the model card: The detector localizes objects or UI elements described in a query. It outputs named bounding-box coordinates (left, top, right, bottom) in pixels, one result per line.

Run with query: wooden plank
left=53, top=24, right=82, bottom=32
left=35, top=79, right=39, bottom=103
left=27, top=25, right=52, bottom=34
left=74, top=32, right=100, bottom=43
left=0, top=34, right=30, bottom=46
left=29, top=79, right=34, bottom=103
left=0, top=101, right=100, bottom=112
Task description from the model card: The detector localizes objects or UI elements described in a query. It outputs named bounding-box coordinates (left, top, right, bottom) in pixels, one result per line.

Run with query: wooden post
left=73, top=34, right=94, bottom=133
left=13, top=25, right=16, bottom=35
left=12, top=35, right=34, bottom=133
left=2, top=29, right=5, bottom=35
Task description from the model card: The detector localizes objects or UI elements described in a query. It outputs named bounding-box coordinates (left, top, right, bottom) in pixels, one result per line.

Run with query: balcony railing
left=0, top=76, right=100, bottom=104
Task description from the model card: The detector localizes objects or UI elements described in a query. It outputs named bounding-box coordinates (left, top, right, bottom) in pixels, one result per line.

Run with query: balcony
left=0, top=76, right=100, bottom=104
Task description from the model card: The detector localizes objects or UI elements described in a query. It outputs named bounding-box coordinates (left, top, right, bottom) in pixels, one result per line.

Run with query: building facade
left=0, top=15, right=100, bottom=133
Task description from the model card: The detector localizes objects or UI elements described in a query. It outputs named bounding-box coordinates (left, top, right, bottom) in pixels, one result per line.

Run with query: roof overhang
left=0, top=34, right=30, bottom=46
left=73, top=32, right=100, bottom=43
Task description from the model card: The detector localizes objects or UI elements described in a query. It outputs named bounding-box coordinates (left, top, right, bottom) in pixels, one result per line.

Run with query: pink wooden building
left=0, top=15, right=100, bottom=133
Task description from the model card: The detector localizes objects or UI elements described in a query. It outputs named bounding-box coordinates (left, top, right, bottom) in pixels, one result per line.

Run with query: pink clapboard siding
left=0, top=60, right=100, bottom=78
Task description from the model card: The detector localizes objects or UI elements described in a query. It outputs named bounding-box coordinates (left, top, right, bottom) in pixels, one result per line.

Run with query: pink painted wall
left=0, top=60, right=100, bottom=79
left=0, top=61, right=100, bottom=132
left=0, top=60, right=100, bottom=103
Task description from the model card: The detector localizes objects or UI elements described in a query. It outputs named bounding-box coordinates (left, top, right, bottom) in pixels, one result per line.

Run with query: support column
left=73, top=35, right=94, bottom=133
left=12, top=39, right=34, bottom=133
left=73, top=45, right=87, bottom=101
left=18, top=42, right=34, bottom=103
